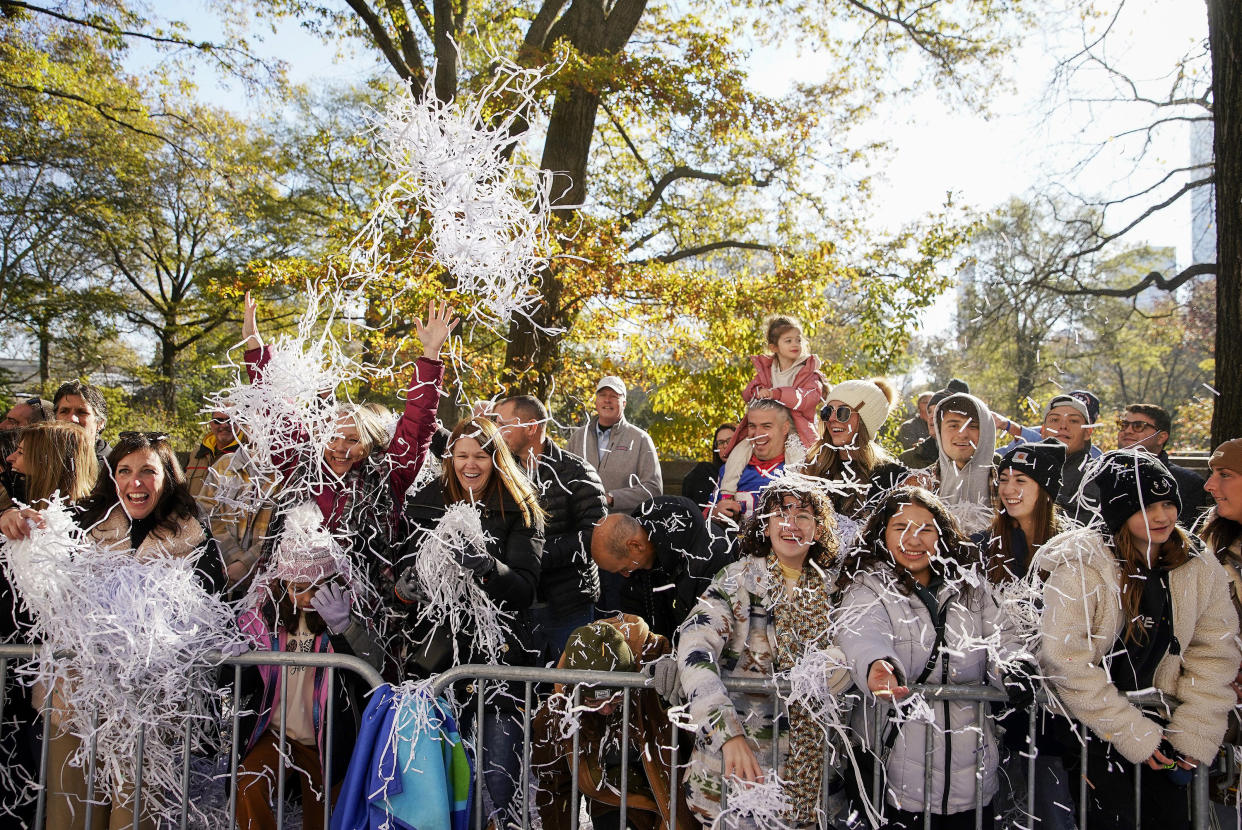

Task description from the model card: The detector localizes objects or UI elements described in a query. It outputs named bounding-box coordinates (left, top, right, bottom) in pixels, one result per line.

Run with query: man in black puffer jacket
left=495, top=395, right=608, bottom=664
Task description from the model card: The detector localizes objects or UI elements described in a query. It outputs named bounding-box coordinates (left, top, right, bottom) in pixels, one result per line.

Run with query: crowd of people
left=0, top=307, right=1237, bottom=830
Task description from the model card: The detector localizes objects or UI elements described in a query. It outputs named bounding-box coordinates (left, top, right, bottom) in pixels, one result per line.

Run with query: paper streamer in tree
left=360, top=60, right=556, bottom=329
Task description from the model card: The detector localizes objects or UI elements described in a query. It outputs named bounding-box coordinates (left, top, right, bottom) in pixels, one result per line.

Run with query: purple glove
left=310, top=583, right=353, bottom=634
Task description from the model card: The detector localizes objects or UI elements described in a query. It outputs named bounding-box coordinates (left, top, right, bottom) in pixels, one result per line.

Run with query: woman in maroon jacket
left=238, top=294, right=455, bottom=599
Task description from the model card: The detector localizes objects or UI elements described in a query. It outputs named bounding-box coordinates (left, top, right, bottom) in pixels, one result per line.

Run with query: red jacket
left=244, top=346, right=442, bottom=532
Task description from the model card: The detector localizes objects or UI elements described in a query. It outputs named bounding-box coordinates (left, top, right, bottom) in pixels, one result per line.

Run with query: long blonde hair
left=443, top=416, right=546, bottom=530
left=16, top=422, right=98, bottom=505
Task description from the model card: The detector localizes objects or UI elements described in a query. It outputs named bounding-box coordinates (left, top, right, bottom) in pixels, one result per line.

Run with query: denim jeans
left=468, top=708, right=524, bottom=823
left=530, top=604, right=595, bottom=666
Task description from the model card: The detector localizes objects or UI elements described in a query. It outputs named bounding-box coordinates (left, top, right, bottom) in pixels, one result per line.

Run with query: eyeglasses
left=1117, top=419, right=1158, bottom=434
left=118, top=431, right=170, bottom=442
left=821, top=404, right=857, bottom=423
left=24, top=397, right=43, bottom=408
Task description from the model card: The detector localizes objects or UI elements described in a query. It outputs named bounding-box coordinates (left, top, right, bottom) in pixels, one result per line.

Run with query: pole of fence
left=275, top=665, right=287, bottom=830
left=474, top=681, right=484, bottom=830
left=923, top=719, right=934, bottom=830
left=228, top=664, right=241, bottom=829
left=35, top=686, right=50, bottom=830
left=1078, top=723, right=1088, bottom=830
left=570, top=684, right=581, bottom=830
left=1025, top=707, right=1037, bottom=830
left=179, top=717, right=192, bottom=830
left=1134, top=757, right=1142, bottom=827
left=522, top=682, right=533, bottom=830
left=323, top=665, right=335, bottom=829
left=1192, top=763, right=1211, bottom=830
left=619, top=685, right=631, bottom=830
left=85, top=707, right=99, bottom=830
left=975, top=703, right=985, bottom=830
left=132, top=723, right=145, bottom=830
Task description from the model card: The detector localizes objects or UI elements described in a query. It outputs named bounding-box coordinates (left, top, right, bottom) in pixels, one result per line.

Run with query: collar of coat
left=88, top=502, right=205, bottom=562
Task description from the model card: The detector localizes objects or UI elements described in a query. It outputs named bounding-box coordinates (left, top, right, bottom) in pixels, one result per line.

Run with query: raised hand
left=242, top=291, right=262, bottom=351
left=414, top=299, right=460, bottom=360
left=310, top=583, right=353, bottom=633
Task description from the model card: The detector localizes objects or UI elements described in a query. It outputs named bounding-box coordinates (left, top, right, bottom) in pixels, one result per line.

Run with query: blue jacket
left=331, top=685, right=471, bottom=830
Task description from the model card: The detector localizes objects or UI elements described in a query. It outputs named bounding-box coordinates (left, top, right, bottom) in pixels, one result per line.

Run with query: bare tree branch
left=1053, top=262, right=1215, bottom=297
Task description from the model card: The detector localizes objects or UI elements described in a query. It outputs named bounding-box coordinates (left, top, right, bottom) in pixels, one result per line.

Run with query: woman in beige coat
left=1036, top=450, right=1240, bottom=829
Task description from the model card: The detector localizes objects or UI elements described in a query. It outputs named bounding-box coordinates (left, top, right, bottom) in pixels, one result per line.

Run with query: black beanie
left=998, top=439, right=1066, bottom=500
left=1091, top=450, right=1182, bottom=534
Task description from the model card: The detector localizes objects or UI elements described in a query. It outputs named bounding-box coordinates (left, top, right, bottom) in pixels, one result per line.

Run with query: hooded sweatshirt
left=933, top=393, right=998, bottom=522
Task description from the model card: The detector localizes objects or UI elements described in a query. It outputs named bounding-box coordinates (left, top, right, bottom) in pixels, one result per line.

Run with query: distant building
left=1191, top=119, right=1215, bottom=266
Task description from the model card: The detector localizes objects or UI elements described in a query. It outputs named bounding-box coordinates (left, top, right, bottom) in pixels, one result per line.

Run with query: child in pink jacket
left=716, top=316, right=826, bottom=502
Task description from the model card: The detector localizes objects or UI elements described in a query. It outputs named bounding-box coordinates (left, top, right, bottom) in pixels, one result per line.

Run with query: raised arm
left=389, top=301, right=459, bottom=498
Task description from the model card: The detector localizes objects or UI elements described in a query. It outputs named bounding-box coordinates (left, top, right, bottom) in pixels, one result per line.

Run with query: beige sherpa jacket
left=1035, top=526, right=1240, bottom=764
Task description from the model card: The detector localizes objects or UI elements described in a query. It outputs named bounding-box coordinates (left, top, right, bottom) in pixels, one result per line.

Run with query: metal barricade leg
left=1026, top=707, right=1037, bottom=830
left=1079, top=723, right=1089, bottom=830
left=1134, top=757, right=1142, bottom=827
left=1192, top=763, right=1211, bottom=830
left=228, top=664, right=241, bottom=830
left=923, top=720, right=934, bottom=830
left=570, top=685, right=581, bottom=830
left=975, top=704, right=985, bottom=830
left=179, top=718, right=192, bottom=830
left=475, top=682, right=484, bottom=830
left=522, top=681, right=532, bottom=830
left=132, top=723, right=145, bottom=830
left=275, top=665, right=287, bottom=830
left=620, top=686, right=631, bottom=830
left=86, top=709, right=98, bottom=830
left=323, top=665, right=335, bottom=829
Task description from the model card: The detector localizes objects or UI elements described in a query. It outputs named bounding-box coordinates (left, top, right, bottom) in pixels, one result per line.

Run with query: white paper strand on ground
left=410, top=501, right=513, bottom=664
left=0, top=498, right=245, bottom=824
left=363, top=61, right=556, bottom=329
left=713, top=773, right=794, bottom=829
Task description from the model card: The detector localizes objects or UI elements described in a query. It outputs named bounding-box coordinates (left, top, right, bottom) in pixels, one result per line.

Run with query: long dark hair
left=737, top=479, right=839, bottom=569
left=984, top=471, right=1063, bottom=584
left=79, top=432, right=199, bottom=534
left=839, top=486, right=981, bottom=596
left=1113, top=523, right=1192, bottom=643
left=1198, top=506, right=1242, bottom=559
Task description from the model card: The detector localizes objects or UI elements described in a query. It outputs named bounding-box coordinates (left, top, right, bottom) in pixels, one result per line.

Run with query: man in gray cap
left=568, top=375, right=662, bottom=514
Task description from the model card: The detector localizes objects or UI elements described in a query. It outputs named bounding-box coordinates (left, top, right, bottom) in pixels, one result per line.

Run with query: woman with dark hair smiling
left=1036, top=451, right=1239, bottom=829
left=41, top=431, right=225, bottom=830
left=677, top=477, right=849, bottom=827
left=836, top=486, right=1027, bottom=830
left=77, top=432, right=225, bottom=592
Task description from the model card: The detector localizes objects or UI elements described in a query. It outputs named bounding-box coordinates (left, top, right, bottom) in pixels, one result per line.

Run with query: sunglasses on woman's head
left=118, top=431, right=170, bottom=442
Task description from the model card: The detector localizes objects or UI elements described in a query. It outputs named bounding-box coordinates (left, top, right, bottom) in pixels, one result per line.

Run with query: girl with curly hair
left=677, top=475, right=850, bottom=827
left=836, top=486, right=1027, bottom=830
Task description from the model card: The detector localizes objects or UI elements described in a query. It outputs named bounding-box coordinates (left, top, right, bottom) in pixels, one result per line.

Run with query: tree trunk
left=159, top=327, right=177, bottom=412
left=37, top=317, right=51, bottom=391
left=1209, top=0, right=1241, bottom=447
left=501, top=0, right=649, bottom=398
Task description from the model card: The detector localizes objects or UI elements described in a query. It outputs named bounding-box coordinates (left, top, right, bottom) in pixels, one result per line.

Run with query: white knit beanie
left=826, top=380, right=892, bottom=440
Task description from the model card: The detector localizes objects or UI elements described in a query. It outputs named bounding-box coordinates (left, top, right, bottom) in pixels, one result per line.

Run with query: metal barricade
left=0, top=643, right=383, bottom=830
left=0, top=647, right=1232, bottom=829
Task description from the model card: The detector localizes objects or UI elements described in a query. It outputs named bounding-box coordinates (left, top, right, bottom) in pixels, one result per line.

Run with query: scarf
left=768, top=553, right=835, bottom=825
